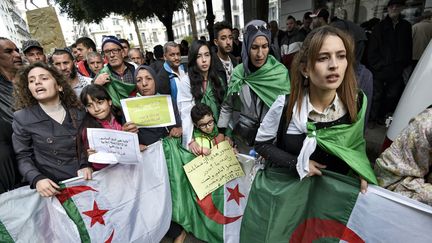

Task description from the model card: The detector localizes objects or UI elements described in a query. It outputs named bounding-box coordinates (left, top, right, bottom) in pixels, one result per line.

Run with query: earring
left=303, top=75, right=309, bottom=87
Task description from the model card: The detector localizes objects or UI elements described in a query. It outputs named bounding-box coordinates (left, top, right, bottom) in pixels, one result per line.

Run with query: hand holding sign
left=183, top=141, right=245, bottom=200
left=87, top=128, right=143, bottom=164
left=121, top=95, right=176, bottom=128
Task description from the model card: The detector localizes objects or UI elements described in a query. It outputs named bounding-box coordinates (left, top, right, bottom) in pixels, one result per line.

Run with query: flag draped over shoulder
left=163, top=137, right=257, bottom=243
left=0, top=141, right=171, bottom=243
left=240, top=168, right=432, bottom=243
left=227, top=55, right=290, bottom=107
left=98, top=66, right=136, bottom=108
left=308, top=93, right=377, bottom=184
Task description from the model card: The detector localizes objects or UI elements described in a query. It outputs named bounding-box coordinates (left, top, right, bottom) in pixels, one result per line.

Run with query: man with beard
left=212, top=21, right=238, bottom=85
left=22, top=39, right=46, bottom=64
left=51, top=48, right=92, bottom=97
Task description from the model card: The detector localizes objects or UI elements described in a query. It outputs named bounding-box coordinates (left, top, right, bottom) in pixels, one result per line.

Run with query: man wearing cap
left=22, top=39, right=46, bottom=64
left=412, top=11, right=432, bottom=67
left=75, top=37, right=97, bottom=78
left=94, top=36, right=136, bottom=85
left=368, top=0, right=412, bottom=126
left=51, top=48, right=92, bottom=97
left=310, top=8, right=330, bottom=29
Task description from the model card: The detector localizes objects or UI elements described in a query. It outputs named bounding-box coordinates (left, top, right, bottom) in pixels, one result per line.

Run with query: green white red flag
left=162, top=137, right=258, bottom=243
left=0, top=141, right=171, bottom=242
left=240, top=168, right=432, bottom=243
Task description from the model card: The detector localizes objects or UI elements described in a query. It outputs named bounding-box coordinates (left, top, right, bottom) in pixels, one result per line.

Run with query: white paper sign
left=87, top=128, right=142, bottom=164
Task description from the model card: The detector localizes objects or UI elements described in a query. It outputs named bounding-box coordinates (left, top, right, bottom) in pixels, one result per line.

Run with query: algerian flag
left=0, top=187, right=81, bottom=242
left=0, top=141, right=171, bottom=242
left=58, top=141, right=171, bottom=242
left=163, top=137, right=259, bottom=243
left=240, top=168, right=432, bottom=242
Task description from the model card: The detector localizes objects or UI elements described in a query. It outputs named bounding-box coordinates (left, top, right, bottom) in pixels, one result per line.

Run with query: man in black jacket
left=368, top=0, right=412, bottom=125
left=212, top=21, right=238, bottom=85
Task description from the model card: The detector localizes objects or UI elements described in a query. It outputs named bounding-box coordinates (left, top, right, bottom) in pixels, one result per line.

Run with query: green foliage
left=54, top=0, right=187, bottom=23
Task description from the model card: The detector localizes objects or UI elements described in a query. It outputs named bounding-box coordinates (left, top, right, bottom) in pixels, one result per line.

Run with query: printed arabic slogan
left=121, top=95, right=176, bottom=127
left=183, top=141, right=245, bottom=200
left=86, top=128, right=142, bottom=164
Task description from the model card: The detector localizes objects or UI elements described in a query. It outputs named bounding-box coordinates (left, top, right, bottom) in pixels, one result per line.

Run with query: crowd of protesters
left=1, top=0, right=432, bottom=241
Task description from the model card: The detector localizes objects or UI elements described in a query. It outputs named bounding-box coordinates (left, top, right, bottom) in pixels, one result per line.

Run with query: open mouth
left=35, top=87, right=46, bottom=94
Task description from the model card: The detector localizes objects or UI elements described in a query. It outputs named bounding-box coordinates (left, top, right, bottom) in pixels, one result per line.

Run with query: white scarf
left=286, top=94, right=316, bottom=180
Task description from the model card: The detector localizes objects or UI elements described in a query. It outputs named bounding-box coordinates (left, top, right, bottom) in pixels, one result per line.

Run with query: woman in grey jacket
left=12, top=62, right=92, bottom=197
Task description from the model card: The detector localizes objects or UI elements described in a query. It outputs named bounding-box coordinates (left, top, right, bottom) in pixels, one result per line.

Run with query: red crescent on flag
left=105, top=229, right=115, bottom=243
left=56, top=186, right=97, bottom=204
left=289, top=218, right=364, bottom=243
left=196, top=194, right=242, bottom=225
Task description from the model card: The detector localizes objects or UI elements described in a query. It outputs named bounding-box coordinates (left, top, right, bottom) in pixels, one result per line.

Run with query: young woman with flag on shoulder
left=217, top=20, right=290, bottom=153
left=187, top=40, right=227, bottom=154
left=254, top=25, right=377, bottom=190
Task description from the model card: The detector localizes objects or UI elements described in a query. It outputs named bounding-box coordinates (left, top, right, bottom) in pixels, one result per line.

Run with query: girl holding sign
left=77, top=84, right=144, bottom=170
left=12, top=62, right=92, bottom=197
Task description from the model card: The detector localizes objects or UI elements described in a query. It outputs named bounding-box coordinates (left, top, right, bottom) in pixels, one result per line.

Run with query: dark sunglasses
left=245, top=23, right=270, bottom=34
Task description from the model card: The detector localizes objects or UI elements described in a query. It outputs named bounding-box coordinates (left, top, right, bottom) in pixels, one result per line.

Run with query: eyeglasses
left=198, top=119, right=214, bottom=130
left=103, top=48, right=122, bottom=55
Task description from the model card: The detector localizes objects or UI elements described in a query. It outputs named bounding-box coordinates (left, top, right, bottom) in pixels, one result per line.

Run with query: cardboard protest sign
left=121, top=95, right=176, bottom=128
left=183, top=141, right=245, bottom=199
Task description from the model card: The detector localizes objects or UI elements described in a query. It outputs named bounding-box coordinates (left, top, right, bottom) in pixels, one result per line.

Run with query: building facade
left=0, top=0, right=31, bottom=46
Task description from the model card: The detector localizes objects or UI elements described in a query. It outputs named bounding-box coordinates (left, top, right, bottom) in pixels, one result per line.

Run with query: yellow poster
left=183, top=141, right=245, bottom=200
left=121, top=95, right=176, bottom=127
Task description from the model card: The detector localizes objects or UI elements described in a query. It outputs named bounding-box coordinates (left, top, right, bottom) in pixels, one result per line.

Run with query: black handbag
left=233, top=101, right=264, bottom=146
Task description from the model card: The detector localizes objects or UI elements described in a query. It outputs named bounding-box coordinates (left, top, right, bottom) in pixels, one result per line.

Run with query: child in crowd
left=77, top=84, right=142, bottom=170
left=189, top=103, right=219, bottom=156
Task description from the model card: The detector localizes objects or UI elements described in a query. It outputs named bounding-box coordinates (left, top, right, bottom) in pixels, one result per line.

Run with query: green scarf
left=308, top=93, right=378, bottom=184
left=227, top=55, right=290, bottom=107
left=200, top=79, right=224, bottom=122
left=98, top=66, right=136, bottom=108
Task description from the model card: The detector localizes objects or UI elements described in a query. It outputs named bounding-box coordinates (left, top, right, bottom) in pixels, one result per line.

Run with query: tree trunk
left=187, top=0, right=198, bottom=39
left=256, top=0, right=269, bottom=23
left=133, top=19, right=144, bottom=51
left=205, top=0, right=215, bottom=43
left=223, top=0, right=232, bottom=24
left=158, top=13, right=175, bottom=41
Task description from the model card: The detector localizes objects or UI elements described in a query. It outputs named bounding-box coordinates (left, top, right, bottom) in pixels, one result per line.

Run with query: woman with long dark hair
left=188, top=40, right=225, bottom=120
left=187, top=40, right=227, bottom=154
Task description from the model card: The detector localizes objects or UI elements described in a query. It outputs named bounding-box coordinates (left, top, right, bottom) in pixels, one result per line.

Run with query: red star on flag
left=83, top=201, right=109, bottom=227
left=226, top=184, right=245, bottom=205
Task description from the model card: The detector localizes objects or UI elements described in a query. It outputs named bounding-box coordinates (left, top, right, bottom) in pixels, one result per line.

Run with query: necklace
left=40, top=102, right=66, bottom=124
